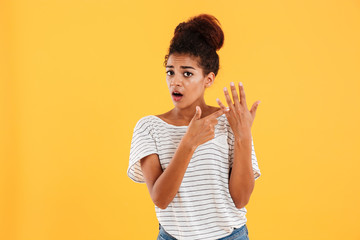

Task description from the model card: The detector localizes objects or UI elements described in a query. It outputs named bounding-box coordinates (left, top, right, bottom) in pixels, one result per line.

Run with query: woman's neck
left=170, top=104, right=214, bottom=123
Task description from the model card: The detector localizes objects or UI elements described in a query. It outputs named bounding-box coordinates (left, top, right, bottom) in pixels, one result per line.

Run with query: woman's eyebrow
left=166, top=65, right=196, bottom=70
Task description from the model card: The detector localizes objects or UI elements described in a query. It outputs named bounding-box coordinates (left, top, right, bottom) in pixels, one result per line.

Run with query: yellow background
left=1, top=0, right=360, bottom=239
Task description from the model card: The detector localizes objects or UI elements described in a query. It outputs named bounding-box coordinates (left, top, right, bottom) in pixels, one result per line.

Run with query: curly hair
left=163, top=14, right=224, bottom=77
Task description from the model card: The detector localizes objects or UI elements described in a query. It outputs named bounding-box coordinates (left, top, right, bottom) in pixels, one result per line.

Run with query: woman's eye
left=184, top=72, right=193, bottom=77
left=165, top=71, right=192, bottom=77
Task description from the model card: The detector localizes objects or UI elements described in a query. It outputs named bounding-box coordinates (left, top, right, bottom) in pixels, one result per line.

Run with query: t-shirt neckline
left=150, top=113, right=226, bottom=128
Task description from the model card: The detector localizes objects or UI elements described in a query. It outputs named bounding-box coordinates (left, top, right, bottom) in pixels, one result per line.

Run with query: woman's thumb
left=193, top=106, right=202, bottom=120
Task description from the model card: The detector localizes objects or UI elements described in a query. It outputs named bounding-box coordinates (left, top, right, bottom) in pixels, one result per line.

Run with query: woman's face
left=165, top=53, right=214, bottom=108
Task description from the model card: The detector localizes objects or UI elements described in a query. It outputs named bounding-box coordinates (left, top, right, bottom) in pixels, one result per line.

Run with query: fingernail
left=239, top=82, right=243, bottom=86
left=223, top=87, right=227, bottom=91
left=230, top=82, right=234, bottom=86
left=216, top=98, right=219, bottom=102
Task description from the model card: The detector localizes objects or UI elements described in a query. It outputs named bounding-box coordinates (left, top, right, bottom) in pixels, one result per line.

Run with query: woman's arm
left=228, top=137, right=255, bottom=209
left=140, top=135, right=196, bottom=209
left=216, top=81, right=260, bottom=209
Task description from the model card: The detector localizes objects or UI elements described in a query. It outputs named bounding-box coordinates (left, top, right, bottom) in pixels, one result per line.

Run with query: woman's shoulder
left=133, top=115, right=156, bottom=129
left=134, top=114, right=170, bottom=129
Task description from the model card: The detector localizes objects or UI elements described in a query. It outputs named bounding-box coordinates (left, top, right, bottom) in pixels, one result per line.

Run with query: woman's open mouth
left=172, top=92, right=183, bottom=102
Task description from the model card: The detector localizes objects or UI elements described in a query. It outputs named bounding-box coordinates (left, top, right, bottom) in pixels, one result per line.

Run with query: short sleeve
left=127, top=116, right=159, bottom=183
left=227, top=125, right=261, bottom=181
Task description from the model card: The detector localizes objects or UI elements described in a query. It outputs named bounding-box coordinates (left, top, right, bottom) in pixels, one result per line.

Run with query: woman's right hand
left=184, top=106, right=225, bottom=148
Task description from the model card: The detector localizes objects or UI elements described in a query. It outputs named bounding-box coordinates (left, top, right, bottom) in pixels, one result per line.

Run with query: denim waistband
left=157, top=223, right=248, bottom=240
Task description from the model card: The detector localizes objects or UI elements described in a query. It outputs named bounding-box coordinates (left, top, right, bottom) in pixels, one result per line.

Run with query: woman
left=127, top=13, right=261, bottom=240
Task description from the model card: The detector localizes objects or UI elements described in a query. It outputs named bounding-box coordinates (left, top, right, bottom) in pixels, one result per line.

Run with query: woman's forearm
left=229, top=137, right=255, bottom=209
left=151, top=135, right=196, bottom=209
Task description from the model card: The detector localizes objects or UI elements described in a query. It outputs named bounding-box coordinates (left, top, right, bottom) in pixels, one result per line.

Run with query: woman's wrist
left=233, top=129, right=252, bottom=143
left=182, top=134, right=198, bottom=152
left=234, top=135, right=252, bottom=148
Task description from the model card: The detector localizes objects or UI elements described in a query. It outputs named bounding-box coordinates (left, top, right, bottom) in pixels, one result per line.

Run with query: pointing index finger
left=206, top=109, right=225, bottom=120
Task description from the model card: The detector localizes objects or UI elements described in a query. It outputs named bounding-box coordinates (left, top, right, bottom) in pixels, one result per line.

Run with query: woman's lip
left=172, top=95, right=183, bottom=102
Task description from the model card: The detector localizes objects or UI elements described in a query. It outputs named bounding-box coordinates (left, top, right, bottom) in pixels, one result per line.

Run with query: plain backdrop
left=1, top=0, right=360, bottom=239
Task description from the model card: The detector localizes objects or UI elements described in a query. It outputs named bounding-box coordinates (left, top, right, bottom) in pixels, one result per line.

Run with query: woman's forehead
left=167, top=53, right=200, bottom=68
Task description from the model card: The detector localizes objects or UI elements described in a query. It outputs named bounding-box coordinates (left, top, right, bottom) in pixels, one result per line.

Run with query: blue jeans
left=157, top=223, right=249, bottom=240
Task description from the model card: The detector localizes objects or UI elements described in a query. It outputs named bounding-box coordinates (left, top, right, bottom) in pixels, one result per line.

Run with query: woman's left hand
left=216, top=82, right=260, bottom=141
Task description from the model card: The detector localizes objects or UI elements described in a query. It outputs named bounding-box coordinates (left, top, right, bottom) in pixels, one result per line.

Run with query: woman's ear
left=204, top=72, right=215, bottom=88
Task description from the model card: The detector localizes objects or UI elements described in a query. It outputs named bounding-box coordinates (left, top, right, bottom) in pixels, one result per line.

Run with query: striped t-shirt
left=127, top=113, right=261, bottom=240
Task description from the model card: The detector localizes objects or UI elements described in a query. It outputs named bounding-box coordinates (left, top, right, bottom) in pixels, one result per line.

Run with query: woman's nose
left=170, top=76, right=182, bottom=86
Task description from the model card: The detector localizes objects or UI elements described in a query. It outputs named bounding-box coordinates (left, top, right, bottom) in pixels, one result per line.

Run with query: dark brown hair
left=163, top=14, right=224, bottom=77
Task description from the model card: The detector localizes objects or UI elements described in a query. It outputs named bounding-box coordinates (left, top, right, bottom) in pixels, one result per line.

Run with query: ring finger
left=223, top=87, right=235, bottom=112
left=216, top=98, right=229, bottom=112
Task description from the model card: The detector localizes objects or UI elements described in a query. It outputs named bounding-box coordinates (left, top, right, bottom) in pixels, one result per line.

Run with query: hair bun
left=175, top=14, right=224, bottom=51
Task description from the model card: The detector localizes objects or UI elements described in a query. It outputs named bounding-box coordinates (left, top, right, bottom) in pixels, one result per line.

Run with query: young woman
left=127, top=14, right=261, bottom=240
